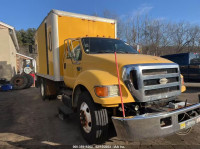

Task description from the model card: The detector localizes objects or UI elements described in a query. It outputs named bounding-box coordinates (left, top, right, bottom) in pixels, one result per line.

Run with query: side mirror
left=29, top=45, right=33, bottom=53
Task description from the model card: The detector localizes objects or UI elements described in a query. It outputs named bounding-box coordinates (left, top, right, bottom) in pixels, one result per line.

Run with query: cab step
left=58, top=104, right=73, bottom=120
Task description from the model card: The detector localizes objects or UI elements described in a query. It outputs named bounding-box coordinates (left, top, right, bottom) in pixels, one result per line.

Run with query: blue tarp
left=1, top=84, right=13, bottom=91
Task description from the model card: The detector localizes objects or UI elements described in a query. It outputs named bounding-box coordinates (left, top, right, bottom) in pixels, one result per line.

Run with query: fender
left=72, top=70, right=135, bottom=107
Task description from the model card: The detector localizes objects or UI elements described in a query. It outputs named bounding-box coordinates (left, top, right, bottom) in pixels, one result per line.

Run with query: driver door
left=63, top=39, right=82, bottom=88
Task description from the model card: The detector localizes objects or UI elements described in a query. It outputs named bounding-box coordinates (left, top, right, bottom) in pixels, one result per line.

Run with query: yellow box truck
left=34, top=9, right=200, bottom=144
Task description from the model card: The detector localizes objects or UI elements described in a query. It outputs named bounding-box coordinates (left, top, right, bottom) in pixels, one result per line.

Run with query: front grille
left=145, top=86, right=179, bottom=96
left=123, top=63, right=181, bottom=102
left=142, top=68, right=178, bottom=75
left=130, top=70, right=138, bottom=90
left=143, top=77, right=179, bottom=86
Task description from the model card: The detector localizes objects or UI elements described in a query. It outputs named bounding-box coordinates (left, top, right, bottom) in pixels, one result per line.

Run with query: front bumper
left=112, top=103, right=200, bottom=141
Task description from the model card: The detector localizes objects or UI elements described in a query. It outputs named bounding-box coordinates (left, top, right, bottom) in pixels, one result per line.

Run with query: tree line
left=103, top=10, right=200, bottom=56
left=16, top=28, right=36, bottom=56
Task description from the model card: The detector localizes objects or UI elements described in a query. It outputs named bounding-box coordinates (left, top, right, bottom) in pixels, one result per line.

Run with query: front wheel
left=77, top=91, right=109, bottom=144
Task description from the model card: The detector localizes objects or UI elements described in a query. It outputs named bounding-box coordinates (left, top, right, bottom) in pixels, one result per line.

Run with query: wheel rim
left=14, top=78, right=23, bottom=86
left=80, top=102, right=92, bottom=133
left=41, top=83, right=44, bottom=96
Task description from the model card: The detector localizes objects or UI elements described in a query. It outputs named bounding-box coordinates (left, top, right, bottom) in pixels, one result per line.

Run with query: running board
left=57, top=94, right=72, bottom=108
left=58, top=104, right=74, bottom=120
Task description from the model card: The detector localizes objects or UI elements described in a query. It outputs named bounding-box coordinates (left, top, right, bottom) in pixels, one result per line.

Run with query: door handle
left=77, top=67, right=82, bottom=71
left=64, top=63, right=66, bottom=69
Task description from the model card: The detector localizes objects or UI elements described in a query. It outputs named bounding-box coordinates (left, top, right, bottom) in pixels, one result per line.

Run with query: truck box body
left=35, top=9, right=117, bottom=81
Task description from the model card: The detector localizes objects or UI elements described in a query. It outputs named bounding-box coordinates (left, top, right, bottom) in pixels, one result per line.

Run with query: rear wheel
left=77, top=91, right=109, bottom=144
left=40, top=79, right=47, bottom=100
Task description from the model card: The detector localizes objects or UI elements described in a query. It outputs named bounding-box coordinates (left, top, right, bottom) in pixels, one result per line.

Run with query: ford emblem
left=159, top=78, right=168, bottom=84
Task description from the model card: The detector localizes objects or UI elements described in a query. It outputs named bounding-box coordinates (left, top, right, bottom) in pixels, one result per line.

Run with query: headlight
left=94, top=85, right=119, bottom=97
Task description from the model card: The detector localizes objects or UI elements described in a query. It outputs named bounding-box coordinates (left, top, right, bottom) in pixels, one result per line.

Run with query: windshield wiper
left=95, top=51, right=114, bottom=53
left=117, top=51, right=129, bottom=54
left=92, top=50, right=133, bottom=54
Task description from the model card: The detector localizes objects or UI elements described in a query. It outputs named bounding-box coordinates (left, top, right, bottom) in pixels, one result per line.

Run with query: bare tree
left=92, top=10, right=200, bottom=56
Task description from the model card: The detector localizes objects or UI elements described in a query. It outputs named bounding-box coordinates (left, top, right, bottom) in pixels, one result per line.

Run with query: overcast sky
left=1, top=0, right=200, bottom=30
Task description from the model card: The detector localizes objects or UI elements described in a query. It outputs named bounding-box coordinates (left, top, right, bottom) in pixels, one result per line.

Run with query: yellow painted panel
left=36, top=22, right=47, bottom=75
left=73, top=69, right=135, bottom=105
left=58, top=16, right=116, bottom=76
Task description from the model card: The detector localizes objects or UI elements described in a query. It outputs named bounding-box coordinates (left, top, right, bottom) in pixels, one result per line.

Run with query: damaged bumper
left=112, top=103, right=200, bottom=141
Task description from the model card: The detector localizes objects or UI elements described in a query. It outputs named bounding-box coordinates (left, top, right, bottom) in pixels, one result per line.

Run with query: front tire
left=77, top=91, right=109, bottom=144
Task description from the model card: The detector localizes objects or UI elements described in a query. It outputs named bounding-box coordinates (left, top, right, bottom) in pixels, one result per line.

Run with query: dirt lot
left=0, top=83, right=200, bottom=148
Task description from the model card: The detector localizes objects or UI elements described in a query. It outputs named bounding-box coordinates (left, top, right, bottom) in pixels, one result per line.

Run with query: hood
left=83, top=54, right=174, bottom=74
left=88, top=54, right=173, bottom=66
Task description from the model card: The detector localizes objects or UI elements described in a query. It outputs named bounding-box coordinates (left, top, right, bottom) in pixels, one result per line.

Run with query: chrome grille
left=142, top=68, right=177, bottom=75
left=143, top=77, right=179, bottom=86
left=122, top=63, right=181, bottom=102
left=145, top=86, right=179, bottom=96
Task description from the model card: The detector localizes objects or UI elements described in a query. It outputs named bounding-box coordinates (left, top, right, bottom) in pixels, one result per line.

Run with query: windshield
left=81, top=37, right=138, bottom=54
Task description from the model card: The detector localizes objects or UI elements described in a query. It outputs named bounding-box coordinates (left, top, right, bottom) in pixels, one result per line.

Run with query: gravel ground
left=0, top=84, right=200, bottom=148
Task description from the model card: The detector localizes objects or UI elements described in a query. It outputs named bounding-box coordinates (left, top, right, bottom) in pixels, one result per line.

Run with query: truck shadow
left=0, top=88, right=119, bottom=148
left=0, top=88, right=86, bottom=147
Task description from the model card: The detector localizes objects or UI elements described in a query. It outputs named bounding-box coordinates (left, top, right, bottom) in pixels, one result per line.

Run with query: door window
left=69, top=40, right=82, bottom=61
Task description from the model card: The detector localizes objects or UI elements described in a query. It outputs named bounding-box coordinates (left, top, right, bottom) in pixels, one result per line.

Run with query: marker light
left=94, top=85, right=119, bottom=97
